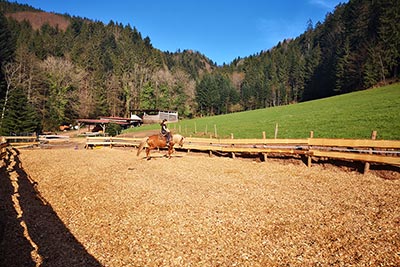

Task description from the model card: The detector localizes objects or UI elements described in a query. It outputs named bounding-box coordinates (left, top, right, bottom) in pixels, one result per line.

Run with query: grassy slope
left=126, top=83, right=400, bottom=140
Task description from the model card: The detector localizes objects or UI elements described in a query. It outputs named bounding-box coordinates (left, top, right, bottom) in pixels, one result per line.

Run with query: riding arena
left=0, top=133, right=399, bottom=267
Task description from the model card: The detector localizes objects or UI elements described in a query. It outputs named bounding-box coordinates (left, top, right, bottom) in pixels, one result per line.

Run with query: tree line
left=217, top=0, right=400, bottom=111
left=0, top=0, right=398, bottom=134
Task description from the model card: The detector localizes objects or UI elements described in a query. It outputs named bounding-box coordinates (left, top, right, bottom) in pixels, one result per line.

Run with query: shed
left=77, top=115, right=142, bottom=134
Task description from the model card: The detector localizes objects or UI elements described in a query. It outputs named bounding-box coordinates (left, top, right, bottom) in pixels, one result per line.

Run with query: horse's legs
left=145, top=147, right=151, bottom=160
left=167, top=145, right=173, bottom=159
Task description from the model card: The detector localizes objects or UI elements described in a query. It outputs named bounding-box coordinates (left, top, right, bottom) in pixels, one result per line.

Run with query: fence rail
left=0, top=134, right=398, bottom=173
left=3, top=135, right=39, bottom=147
left=84, top=136, right=143, bottom=148
left=0, top=141, right=7, bottom=159
left=85, top=136, right=400, bottom=171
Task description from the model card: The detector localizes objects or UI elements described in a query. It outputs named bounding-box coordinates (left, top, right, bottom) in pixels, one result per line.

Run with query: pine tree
left=378, top=0, right=400, bottom=78
left=335, top=37, right=352, bottom=93
left=140, top=82, right=156, bottom=109
left=363, top=44, right=383, bottom=88
left=195, top=74, right=217, bottom=115
left=288, top=45, right=305, bottom=102
left=0, top=86, right=40, bottom=135
left=0, top=13, right=15, bottom=99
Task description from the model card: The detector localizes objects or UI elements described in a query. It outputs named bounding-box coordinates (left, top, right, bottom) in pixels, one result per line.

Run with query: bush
left=105, top=123, right=122, bottom=137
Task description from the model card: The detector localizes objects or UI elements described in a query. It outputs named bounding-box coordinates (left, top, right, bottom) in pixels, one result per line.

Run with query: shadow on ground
left=0, top=148, right=103, bottom=267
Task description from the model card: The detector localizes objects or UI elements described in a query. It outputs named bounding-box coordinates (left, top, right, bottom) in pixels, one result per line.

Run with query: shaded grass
left=125, top=83, right=400, bottom=140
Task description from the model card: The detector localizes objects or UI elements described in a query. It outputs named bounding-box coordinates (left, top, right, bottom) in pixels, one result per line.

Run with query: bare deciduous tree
left=1, top=62, right=21, bottom=129
left=40, top=56, right=81, bottom=126
left=106, top=72, right=123, bottom=117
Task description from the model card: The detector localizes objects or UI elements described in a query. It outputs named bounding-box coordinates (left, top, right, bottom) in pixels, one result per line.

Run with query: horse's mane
left=172, top=134, right=185, bottom=146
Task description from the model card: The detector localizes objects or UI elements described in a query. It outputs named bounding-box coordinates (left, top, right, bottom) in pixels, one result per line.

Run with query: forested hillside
left=218, top=0, right=400, bottom=111
left=0, top=0, right=399, bottom=133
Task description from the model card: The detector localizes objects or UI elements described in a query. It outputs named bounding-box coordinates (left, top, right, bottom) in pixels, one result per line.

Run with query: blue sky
left=14, top=0, right=347, bottom=65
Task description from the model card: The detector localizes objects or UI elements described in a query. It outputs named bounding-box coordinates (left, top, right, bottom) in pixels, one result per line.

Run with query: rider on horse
left=160, top=119, right=171, bottom=145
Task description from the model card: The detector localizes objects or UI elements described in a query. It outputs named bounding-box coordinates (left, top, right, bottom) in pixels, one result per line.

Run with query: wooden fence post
left=262, top=131, right=267, bottom=161
left=308, top=131, right=314, bottom=167
left=214, top=124, right=218, bottom=138
left=187, top=135, right=191, bottom=154
left=274, top=123, right=278, bottom=139
left=364, top=130, right=377, bottom=174
left=0, top=137, right=6, bottom=160
left=231, top=133, right=235, bottom=159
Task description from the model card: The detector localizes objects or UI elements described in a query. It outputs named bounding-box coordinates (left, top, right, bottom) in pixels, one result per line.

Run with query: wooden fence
left=0, top=134, right=398, bottom=173
left=84, top=136, right=142, bottom=148
left=0, top=135, right=38, bottom=164
left=3, top=135, right=39, bottom=147
left=85, top=135, right=400, bottom=171
left=0, top=139, right=7, bottom=159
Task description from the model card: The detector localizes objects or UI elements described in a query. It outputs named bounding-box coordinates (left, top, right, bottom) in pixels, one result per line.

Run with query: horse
left=137, top=133, right=185, bottom=160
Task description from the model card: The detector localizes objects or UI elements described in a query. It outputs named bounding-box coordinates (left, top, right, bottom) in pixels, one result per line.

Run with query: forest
left=0, top=0, right=399, bottom=134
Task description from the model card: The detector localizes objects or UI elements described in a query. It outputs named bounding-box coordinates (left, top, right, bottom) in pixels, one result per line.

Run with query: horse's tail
left=136, top=137, right=148, bottom=156
left=179, top=136, right=185, bottom=147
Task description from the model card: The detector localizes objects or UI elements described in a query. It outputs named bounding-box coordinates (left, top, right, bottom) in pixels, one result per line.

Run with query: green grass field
left=125, top=83, right=400, bottom=140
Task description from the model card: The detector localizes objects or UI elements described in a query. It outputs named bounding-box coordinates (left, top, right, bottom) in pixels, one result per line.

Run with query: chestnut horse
left=137, top=134, right=185, bottom=159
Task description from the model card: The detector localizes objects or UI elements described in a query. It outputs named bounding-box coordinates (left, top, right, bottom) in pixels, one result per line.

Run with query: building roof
left=76, top=119, right=130, bottom=125
left=77, top=115, right=142, bottom=126
left=130, top=115, right=142, bottom=121
left=100, top=116, right=142, bottom=121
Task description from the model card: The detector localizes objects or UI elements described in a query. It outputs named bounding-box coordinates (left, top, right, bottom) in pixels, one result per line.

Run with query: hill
left=127, top=83, right=400, bottom=140
left=0, top=1, right=216, bottom=133
left=0, top=0, right=399, bottom=133
left=6, top=11, right=70, bottom=31
left=219, top=0, right=400, bottom=112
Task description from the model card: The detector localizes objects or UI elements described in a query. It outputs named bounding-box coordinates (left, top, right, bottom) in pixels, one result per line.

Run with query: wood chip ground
left=0, top=145, right=399, bottom=266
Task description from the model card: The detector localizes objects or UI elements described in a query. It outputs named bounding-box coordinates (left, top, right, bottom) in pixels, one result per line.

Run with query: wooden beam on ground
left=8, top=142, right=40, bottom=147
left=308, top=138, right=400, bottom=148
left=311, top=150, right=400, bottom=166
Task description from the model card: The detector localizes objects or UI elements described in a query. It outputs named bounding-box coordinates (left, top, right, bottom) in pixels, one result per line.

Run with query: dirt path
left=1, top=146, right=399, bottom=266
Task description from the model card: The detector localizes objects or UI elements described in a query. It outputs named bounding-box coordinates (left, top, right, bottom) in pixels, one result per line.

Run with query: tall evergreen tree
left=196, top=73, right=237, bottom=115
left=335, top=37, right=353, bottom=93
left=378, top=0, right=400, bottom=78
left=0, top=86, right=40, bottom=135
left=0, top=12, right=15, bottom=99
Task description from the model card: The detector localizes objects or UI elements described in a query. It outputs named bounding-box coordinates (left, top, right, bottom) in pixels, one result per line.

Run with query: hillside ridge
left=6, top=11, right=70, bottom=31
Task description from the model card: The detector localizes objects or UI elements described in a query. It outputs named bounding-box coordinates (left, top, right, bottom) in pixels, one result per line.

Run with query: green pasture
left=125, top=83, right=400, bottom=140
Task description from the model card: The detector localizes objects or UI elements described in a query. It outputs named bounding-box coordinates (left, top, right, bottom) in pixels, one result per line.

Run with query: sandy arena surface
left=0, top=143, right=399, bottom=266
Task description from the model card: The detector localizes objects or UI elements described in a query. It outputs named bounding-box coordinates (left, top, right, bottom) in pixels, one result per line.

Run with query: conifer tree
left=378, top=0, right=400, bottom=78
left=0, top=86, right=40, bottom=135
left=0, top=12, right=15, bottom=99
